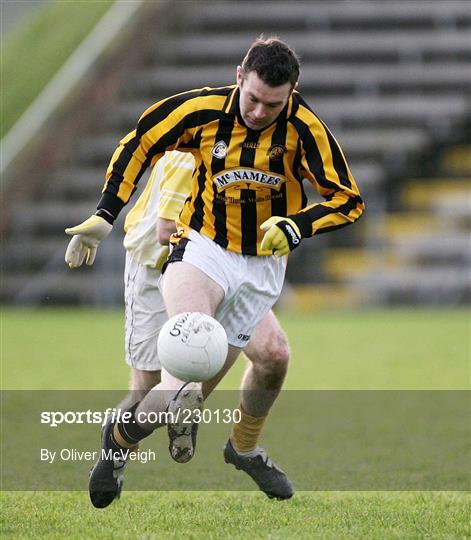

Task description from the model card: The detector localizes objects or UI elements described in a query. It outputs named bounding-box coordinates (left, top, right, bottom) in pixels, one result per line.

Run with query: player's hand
left=64, top=215, right=112, bottom=268
left=260, top=216, right=302, bottom=257
left=154, top=245, right=170, bottom=271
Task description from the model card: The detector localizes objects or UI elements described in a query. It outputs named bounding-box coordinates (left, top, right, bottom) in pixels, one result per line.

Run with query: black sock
left=110, top=402, right=153, bottom=447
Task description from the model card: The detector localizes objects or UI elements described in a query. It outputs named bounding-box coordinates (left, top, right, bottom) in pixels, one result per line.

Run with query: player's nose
left=253, top=104, right=267, bottom=119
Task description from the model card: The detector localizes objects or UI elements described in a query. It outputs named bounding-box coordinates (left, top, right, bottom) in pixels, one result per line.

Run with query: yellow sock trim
left=230, top=404, right=267, bottom=452
left=112, top=423, right=139, bottom=451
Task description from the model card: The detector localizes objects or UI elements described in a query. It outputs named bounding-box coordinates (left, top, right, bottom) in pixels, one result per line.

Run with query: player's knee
left=251, top=340, right=289, bottom=390
left=269, top=340, right=290, bottom=374
left=256, top=334, right=290, bottom=374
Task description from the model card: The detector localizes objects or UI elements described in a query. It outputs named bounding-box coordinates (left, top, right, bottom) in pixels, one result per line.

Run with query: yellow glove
left=260, top=216, right=302, bottom=257
left=154, top=245, right=170, bottom=271
left=65, top=215, right=113, bottom=268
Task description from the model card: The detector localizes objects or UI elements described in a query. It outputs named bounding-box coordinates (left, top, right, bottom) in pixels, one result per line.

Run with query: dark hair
left=241, top=36, right=300, bottom=88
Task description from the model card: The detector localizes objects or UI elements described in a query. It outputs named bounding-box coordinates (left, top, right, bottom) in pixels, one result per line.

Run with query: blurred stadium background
left=1, top=0, right=470, bottom=309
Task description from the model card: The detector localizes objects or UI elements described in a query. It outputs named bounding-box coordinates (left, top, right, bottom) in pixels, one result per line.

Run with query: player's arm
left=98, top=92, right=203, bottom=221
left=152, top=218, right=176, bottom=271
left=65, top=93, right=198, bottom=268
left=291, top=115, right=364, bottom=237
left=157, top=218, right=177, bottom=245
left=261, top=110, right=364, bottom=257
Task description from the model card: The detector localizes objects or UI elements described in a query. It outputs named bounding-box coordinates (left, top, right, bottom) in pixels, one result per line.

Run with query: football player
left=66, top=36, right=363, bottom=508
left=66, top=150, right=292, bottom=506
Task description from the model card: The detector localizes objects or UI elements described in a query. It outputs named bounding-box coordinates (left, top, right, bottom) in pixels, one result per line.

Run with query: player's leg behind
left=89, top=254, right=164, bottom=508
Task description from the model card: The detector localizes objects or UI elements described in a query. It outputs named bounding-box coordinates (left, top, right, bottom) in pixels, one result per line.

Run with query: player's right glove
left=65, top=215, right=113, bottom=268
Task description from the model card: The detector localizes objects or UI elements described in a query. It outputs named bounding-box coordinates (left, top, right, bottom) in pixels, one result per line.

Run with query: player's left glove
left=260, top=216, right=303, bottom=257
left=64, top=214, right=113, bottom=268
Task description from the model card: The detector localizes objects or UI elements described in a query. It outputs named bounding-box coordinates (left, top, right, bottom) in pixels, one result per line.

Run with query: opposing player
left=65, top=150, right=292, bottom=506
left=65, top=37, right=364, bottom=507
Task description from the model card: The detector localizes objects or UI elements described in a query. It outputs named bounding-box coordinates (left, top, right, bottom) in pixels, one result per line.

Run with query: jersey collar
left=224, top=86, right=295, bottom=129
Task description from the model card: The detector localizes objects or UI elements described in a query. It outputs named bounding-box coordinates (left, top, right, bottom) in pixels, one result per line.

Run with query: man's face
left=237, top=67, right=293, bottom=131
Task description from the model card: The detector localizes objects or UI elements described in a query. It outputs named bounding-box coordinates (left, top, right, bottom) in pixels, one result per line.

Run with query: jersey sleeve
left=289, top=103, right=365, bottom=238
left=96, top=88, right=212, bottom=219
left=158, top=152, right=195, bottom=221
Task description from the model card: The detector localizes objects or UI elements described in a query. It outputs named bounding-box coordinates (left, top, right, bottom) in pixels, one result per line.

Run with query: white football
left=158, top=312, right=228, bottom=382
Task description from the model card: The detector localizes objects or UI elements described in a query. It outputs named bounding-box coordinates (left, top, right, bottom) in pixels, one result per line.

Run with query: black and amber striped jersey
left=99, top=85, right=364, bottom=256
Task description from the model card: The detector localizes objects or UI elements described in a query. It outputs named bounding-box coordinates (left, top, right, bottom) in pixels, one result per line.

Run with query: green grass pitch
left=1, top=307, right=469, bottom=538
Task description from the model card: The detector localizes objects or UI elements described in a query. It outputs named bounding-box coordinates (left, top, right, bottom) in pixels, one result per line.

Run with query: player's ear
left=236, top=66, right=244, bottom=86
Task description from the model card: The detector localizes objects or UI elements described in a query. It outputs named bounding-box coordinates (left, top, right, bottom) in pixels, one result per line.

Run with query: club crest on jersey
left=212, top=168, right=286, bottom=192
left=211, top=140, right=228, bottom=159
left=267, top=144, right=287, bottom=160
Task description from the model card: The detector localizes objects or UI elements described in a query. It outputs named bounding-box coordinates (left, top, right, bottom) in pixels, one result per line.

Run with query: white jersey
left=123, top=151, right=194, bottom=267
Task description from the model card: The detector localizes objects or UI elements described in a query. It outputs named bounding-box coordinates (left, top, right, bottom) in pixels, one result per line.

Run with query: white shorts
left=124, top=251, right=167, bottom=370
left=165, top=230, right=287, bottom=347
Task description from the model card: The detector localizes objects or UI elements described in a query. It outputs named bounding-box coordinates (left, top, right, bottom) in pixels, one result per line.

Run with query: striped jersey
left=123, top=151, right=193, bottom=267
left=100, top=85, right=364, bottom=256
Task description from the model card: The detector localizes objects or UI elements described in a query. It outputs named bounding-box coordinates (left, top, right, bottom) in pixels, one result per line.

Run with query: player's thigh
left=162, top=260, right=224, bottom=317
left=125, top=253, right=167, bottom=371
left=244, top=310, right=290, bottom=367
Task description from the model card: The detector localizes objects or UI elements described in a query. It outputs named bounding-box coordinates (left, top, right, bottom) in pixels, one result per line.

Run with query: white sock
left=234, top=447, right=262, bottom=458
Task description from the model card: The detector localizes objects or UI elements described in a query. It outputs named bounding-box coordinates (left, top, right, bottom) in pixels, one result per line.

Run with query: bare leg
left=240, top=310, right=290, bottom=417
left=161, top=261, right=224, bottom=317
left=223, top=311, right=294, bottom=500
left=135, top=260, right=226, bottom=428
left=115, top=368, right=161, bottom=412
left=202, top=345, right=241, bottom=397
